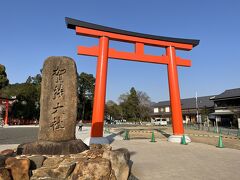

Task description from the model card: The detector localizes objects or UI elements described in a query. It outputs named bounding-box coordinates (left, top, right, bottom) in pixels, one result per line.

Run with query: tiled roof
left=153, top=95, right=214, bottom=109
left=181, top=96, right=214, bottom=109
left=152, top=101, right=170, bottom=107
left=213, top=88, right=240, bottom=100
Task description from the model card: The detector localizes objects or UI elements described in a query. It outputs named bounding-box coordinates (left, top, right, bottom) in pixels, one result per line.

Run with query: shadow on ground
left=106, top=130, right=124, bottom=143
left=156, top=128, right=170, bottom=138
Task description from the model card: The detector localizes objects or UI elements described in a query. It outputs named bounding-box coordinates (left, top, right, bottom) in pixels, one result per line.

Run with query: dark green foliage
left=118, top=87, right=151, bottom=122
left=119, top=87, right=139, bottom=121
left=127, top=87, right=140, bottom=119
left=0, top=72, right=41, bottom=121
left=105, top=100, right=122, bottom=120
left=26, top=74, right=42, bottom=85
left=1, top=83, right=40, bottom=120
left=0, top=64, right=9, bottom=89
left=77, top=72, right=95, bottom=120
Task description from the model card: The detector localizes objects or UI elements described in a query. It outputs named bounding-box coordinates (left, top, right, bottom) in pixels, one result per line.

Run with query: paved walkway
left=1, top=126, right=240, bottom=179
left=112, top=139, right=240, bottom=180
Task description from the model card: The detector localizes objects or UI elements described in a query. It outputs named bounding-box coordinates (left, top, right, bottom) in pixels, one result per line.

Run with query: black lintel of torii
left=65, top=17, right=200, bottom=47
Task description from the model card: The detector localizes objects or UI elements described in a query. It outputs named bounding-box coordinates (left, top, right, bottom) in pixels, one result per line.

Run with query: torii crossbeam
left=66, top=17, right=199, bottom=142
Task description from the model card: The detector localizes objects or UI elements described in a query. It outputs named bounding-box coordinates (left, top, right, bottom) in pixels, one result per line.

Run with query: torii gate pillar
left=167, top=46, right=184, bottom=135
left=166, top=46, right=190, bottom=142
left=91, top=36, right=109, bottom=137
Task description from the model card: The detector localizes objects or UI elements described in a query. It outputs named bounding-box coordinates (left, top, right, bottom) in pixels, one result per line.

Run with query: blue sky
left=1, top=0, right=240, bottom=103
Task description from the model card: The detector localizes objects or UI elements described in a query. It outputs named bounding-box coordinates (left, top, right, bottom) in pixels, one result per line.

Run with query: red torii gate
left=66, top=17, right=199, bottom=142
left=0, top=97, right=10, bottom=126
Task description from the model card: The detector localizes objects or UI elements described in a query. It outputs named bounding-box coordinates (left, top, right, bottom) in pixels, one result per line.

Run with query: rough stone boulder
left=103, top=148, right=130, bottom=180
left=31, top=158, right=76, bottom=180
left=0, top=168, right=11, bottom=180
left=5, top=157, right=30, bottom=180
left=70, top=157, right=116, bottom=180
left=0, top=149, right=14, bottom=157
left=0, top=155, right=6, bottom=168
left=1, top=144, right=132, bottom=179
left=28, top=155, right=46, bottom=170
left=90, top=144, right=112, bottom=151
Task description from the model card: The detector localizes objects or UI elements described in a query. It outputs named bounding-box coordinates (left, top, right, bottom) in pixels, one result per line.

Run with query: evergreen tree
left=0, top=64, right=9, bottom=89
left=105, top=100, right=122, bottom=120
left=1, top=83, right=40, bottom=120
left=118, top=87, right=151, bottom=122
left=0, top=71, right=42, bottom=121
left=128, top=87, right=140, bottom=119
left=77, top=72, right=95, bottom=120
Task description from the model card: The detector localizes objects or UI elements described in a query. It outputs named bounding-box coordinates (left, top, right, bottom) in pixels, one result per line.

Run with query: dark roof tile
left=153, top=95, right=214, bottom=109
left=213, top=88, right=240, bottom=100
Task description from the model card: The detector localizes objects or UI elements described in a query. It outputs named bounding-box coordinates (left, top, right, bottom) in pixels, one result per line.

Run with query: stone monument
left=38, top=56, right=77, bottom=141
left=17, top=56, right=88, bottom=155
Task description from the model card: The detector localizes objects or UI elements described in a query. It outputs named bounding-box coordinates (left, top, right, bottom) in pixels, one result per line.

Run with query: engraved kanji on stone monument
left=38, top=56, right=78, bottom=142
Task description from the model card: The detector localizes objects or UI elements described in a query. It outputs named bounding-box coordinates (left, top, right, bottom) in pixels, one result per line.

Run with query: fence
left=184, top=124, right=240, bottom=137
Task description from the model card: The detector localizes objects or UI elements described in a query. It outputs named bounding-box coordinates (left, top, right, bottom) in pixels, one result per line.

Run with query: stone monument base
left=167, top=135, right=191, bottom=143
left=17, top=139, right=89, bottom=155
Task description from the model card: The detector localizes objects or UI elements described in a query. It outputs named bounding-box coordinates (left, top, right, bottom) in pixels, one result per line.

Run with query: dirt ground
left=112, top=126, right=240, bottom=150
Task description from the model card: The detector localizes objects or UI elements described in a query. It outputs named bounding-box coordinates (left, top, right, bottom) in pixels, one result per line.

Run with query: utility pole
left=196, top=92, right=199, bottom=129
left=196, top=92, right=199, bottom=122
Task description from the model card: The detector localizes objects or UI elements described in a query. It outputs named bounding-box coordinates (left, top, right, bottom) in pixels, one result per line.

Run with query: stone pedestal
left=84, top=137, right=110, bottom=146
left=17, top=140, right=89, bottom=155
left=167, top=135, right=191, bottom=143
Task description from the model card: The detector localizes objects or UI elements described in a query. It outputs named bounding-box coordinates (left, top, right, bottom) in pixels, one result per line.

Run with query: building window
left=165, top=107, right=170, bottom=112
left=154, top=108, right=159, bottom=113
left=160, top=108, right=164, bottom=112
